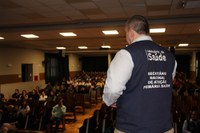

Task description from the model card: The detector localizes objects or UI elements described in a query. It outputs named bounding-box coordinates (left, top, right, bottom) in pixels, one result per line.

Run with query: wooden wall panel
left=0, top=74, right=21, bottom=84
left=69, top=71, right=81, bottom=78
left=39, top=73, right=45, bottom=80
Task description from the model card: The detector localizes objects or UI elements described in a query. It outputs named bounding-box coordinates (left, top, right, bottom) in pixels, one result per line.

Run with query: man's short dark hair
left=126, top=15, right=149, bottom=34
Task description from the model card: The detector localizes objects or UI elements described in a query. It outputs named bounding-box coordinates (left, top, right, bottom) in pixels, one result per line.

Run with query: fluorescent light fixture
left=0, top=36, right=4, bottom=39
left=56, top=47, right=66, bottom=50
left=78, top=46, right=88, bottom=49
left=102, top=30, right=119, bottom=35
left=21, top=34, right=39, bottom=38
left=178, top=43, right=189, bottom=47
left=59, top=32, right=77, bottom=36
left=150, top=28, right=166, bottom=33
left=101, top=45, right=111, bottom=49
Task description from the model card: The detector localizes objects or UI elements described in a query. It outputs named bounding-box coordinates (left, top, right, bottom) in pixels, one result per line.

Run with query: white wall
left=68, top=54, right=82, bottom=72
left=0, top=47, right=44, bottom=77
left=0, top=47, right=45, bottom=98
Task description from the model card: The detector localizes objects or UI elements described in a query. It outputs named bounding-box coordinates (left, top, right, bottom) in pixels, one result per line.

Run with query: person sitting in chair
left=182, top=109, right=200, bottom=133
left=50, top=98, right=66, bottom=133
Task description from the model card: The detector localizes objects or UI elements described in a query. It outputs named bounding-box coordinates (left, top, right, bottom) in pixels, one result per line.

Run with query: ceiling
left=0, top=0, right=200, bottom=55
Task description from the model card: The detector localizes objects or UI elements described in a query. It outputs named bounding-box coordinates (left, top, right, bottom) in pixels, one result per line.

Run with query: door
left=22, top=64, right=33, bottom=82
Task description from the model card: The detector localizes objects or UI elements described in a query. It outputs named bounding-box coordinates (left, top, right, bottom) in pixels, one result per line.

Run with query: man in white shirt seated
left=50, top=98, right=66, bottom=133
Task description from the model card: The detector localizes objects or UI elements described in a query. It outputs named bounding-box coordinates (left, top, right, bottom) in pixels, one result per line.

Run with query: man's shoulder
left=62, top=105, right=66, bottom=108
left=53, top=104, right=59, bottom=108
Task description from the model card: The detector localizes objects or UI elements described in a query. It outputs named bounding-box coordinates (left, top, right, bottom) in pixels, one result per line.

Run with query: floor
left=64, top=102, right=103, bottom=133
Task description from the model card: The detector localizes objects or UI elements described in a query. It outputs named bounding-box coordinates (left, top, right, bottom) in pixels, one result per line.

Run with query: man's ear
left=129, top=29, right=135, bottom=41
left=132, top=30, right=140, bottom=40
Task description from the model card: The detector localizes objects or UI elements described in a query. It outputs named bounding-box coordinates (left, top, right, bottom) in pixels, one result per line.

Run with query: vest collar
left=132, top=35, right=152, bottom=44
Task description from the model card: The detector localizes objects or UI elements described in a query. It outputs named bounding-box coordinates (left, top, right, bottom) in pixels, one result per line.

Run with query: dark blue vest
left=116, top=40, right=175, bottom=133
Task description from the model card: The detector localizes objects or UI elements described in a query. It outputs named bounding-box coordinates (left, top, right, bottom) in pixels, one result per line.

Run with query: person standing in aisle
left=103, top=15, right=177, bottom=133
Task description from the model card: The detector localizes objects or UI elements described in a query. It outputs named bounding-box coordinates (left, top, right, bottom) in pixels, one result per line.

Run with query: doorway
left=22, top=64, right=33, bottom=82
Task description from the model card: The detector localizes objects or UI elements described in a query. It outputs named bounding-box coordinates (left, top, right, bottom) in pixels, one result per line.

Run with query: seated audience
left=19, top=90, right=28, bottom=103
left=17, top=100, right=30, bottom=129
left=66, top=84, right=75, bottom=94
left=34, top=85, right=41, bottom=94
left=45, top=82, right=53, bottom=96
left=1, top=105, right=18, bottom=124
left=56, top=84, right=67, bottom=95
left=0, top=93, right=5, bottom=102
left=61, top=77, right=67, bottom=88
left=53, top=81, right=60, bottom=93
left=39, top=90, right=48, bottom=102
left=0, top=105, right=18, bottom=133
left=12, top=89, right=20, bottom=100
left=0, top=71, right=107, bottom=132
left=46, top=90, right=57, bottom=108
left=50, top=98, right=66, bottom=133
left=0, top=122, right=18, bottom=133
left=182, top=109, right=200, bottom=133
left=28, top=89, right=40, bottom=101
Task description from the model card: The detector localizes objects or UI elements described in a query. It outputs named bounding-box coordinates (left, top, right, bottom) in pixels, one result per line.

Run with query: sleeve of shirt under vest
left=103, top=49, right=133, bottom=106
left=172, top=60, right=177, bottom=80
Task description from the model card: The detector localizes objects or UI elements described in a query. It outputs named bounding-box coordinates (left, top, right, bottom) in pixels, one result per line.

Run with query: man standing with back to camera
left=103, top=15, right=177, bottom=133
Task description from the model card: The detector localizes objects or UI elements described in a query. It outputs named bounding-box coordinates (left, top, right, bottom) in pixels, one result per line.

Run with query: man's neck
left=132, top=34, right=152, bottom=44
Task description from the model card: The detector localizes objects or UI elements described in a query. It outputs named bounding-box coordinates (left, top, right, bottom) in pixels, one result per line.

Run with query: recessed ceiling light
left=78, top=46, right=88, bottom=49
left=150, top=28, right=166, bottom=33
left=21, top=34, right=39, bottom=38
left=101, top=45, right=111, bottom=49
left=56, top=47, right=66, bottom=50
left=178, top=43, right=189, bottom=47
left=102, top=30, right=119, bottom=35
left=0, top=36, right=4, bottom=39
left=59, top=32, right=77, bottom=37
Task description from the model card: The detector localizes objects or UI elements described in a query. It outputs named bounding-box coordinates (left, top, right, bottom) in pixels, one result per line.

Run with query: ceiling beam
left=0, top=16, right=200, bottom=32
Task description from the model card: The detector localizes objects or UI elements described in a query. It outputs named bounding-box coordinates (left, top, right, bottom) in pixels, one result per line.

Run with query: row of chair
left=0, top=86, right=103, bottom=132
left=25, top=90, right=102, bottom=131
left=79, top=103, right=116, bottom=133
left=78, top=95, right=200, bottom=133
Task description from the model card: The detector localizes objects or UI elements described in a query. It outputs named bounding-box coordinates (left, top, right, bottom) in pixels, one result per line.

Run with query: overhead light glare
left=0, top=36, right=4, bottom=39
left=78, top=46, right=88, bottom=49
left=56, top=47, right=66, bottom=50
left=21, top=34, right=39, bottom=38
left=101, top=45, right=111, bottom=49
left=178, top=43, right=189, bottom=47
left=102, top=30, right=119, bottom=35
left=59, top=32, right=77, bottom=36
left=150, top=28, right=166, bottom=33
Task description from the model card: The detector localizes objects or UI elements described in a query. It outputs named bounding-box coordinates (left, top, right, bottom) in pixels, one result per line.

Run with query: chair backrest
left=79, top=118, right=89, bottom=133
left=75, top=93, right=85, bottom=106
left=79, top=116, right=97, bottom=133
left=90, top=89, right=97, bottom=104
left=66, top=93, right=76, bottom=112
left=74, top=93, right=85, bottom=114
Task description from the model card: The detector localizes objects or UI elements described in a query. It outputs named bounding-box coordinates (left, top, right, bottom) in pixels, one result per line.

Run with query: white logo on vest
left=145, top=49, right=166, bottom=61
